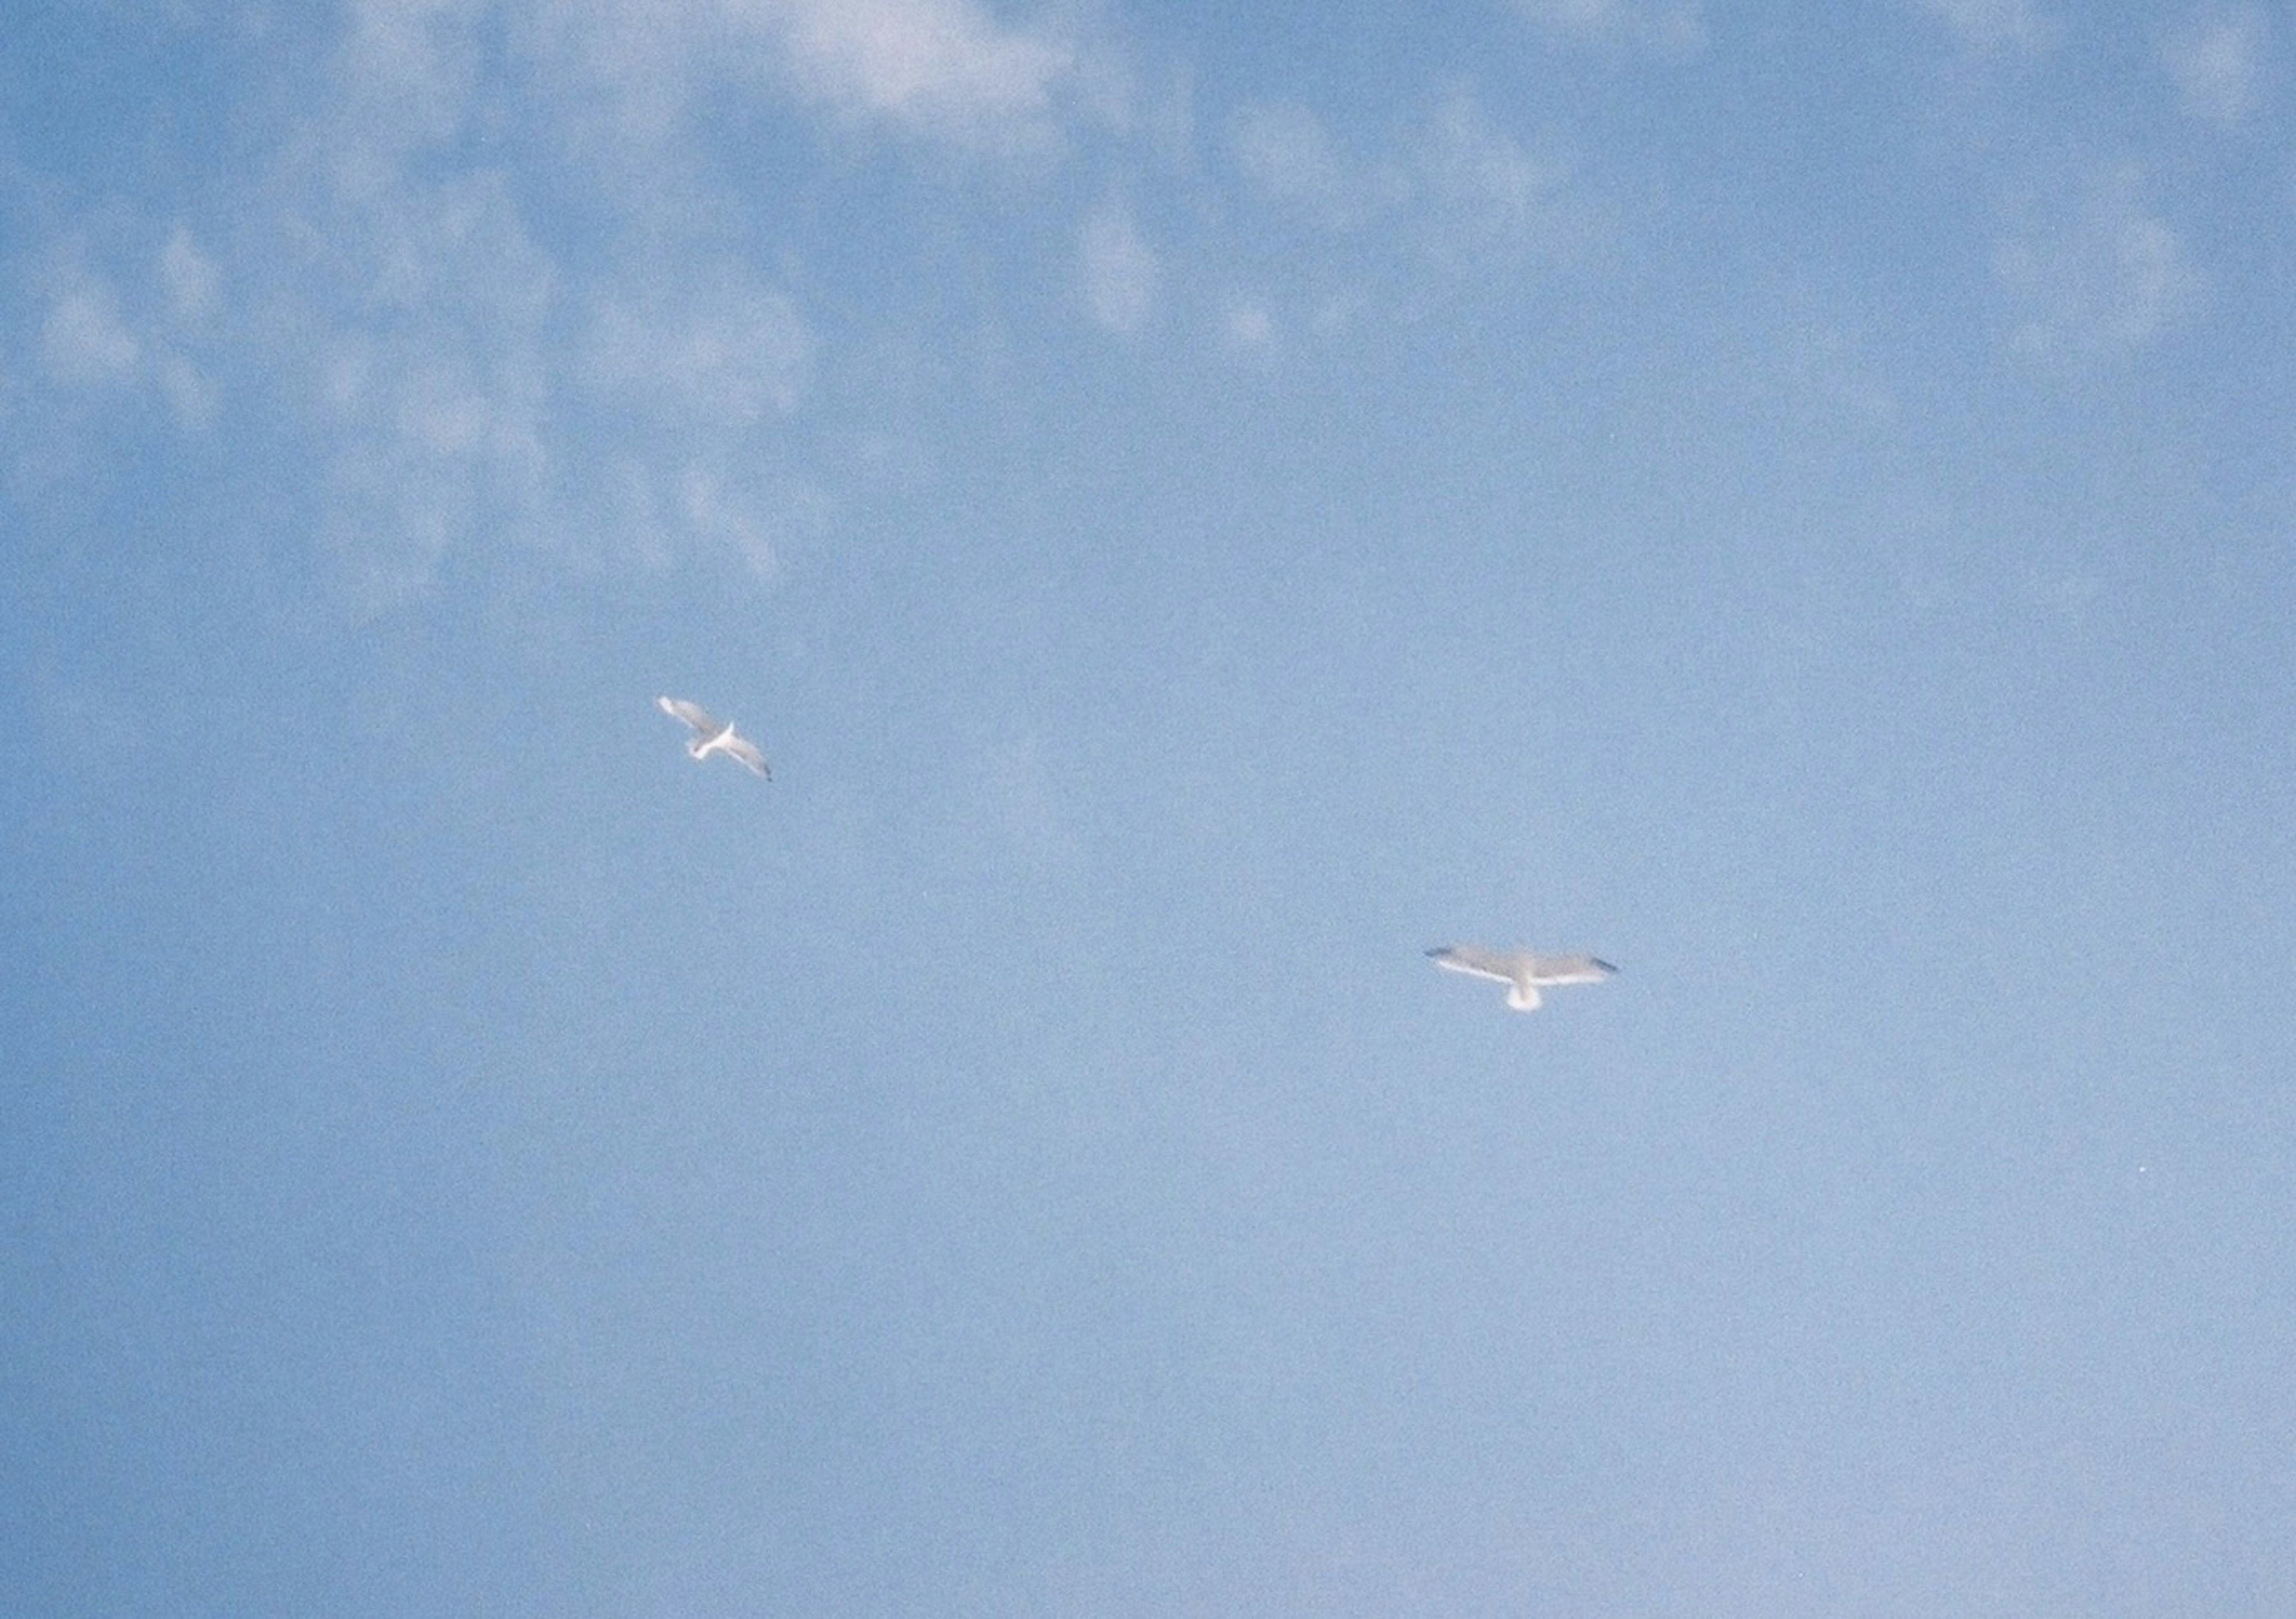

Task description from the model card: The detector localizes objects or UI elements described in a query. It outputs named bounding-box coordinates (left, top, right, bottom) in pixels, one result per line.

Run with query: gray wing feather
left=723, top=734, right=771, bottom=778
left=658, top=696, right=720, bottom=735
left=1426, top=944, right=1523, bottom=983
left=1525, top=954, right=1619, bottom=983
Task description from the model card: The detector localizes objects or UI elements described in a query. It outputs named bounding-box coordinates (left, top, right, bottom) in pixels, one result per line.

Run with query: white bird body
left=658, top=696, right=770, bottom=778
left=1427, top=945, right=1616, bottom=1011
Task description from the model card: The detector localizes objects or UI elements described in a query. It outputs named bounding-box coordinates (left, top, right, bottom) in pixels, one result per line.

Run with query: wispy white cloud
left=673, top=463, right=815, bottom=581
left=282, top=150, right=558, bottom=609
left=1229, top=101, right=1380, bottom=230
left=215, top=0, right=844, bottom=604
left=10, top=0, right=1095, bottom=604
left=1410, top=90, right=1566, bottom=270
left=585, top=271, right=813, bottom=427
left=329, top=0, right=492, bottom=184
left=1510, top=0, right=1703, bottom=54
left=157, top=353, right=219, bottom=430
left=1221, top=299, right=1277, bottom=353
left=39, top=277, right=142, bottom=390
left=1228, top=89, right=1574, bottom=282
left=159, top=227, right=222, bottom=326
left=1996, top=164, right=2202, bottom=361
left=2161, top=7, right=2266, bottom=125
left=4, top=0, right=1590, bottom=597
left=521, top=0, right=1119, bottom=201
left=290, top=194, right=822, bottom=608
left=1079, top=200, right=1162, bottom=334
left=743, top=0, right=1082, bottom=146
left=580, top=273, right=823, bottom=581
left=3, top=217, right=230, bottom=501
left=1190, top=89, right=1586, bottom=354
left=24, top=225, right=225, bottom=424
left=522, top=0, right=1094, bottom=158
left=1908, top=0, right=2053, bottom=53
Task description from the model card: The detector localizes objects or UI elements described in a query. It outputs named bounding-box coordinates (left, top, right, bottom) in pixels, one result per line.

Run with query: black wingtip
left=1424, top=946, right=1449, bottom=958
left=1592, top=958, right=1619, bottom=974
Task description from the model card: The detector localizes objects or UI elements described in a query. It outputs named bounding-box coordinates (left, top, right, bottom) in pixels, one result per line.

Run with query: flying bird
left=1427, top=945, right=1617, bottom=1012
left=658, top=696, right=770, bottom=778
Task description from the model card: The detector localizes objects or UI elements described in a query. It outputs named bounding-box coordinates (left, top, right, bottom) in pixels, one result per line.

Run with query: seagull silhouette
left=658, top=697, right=770, bottom=779
left=1426, top=945, right=1616, bottom=1011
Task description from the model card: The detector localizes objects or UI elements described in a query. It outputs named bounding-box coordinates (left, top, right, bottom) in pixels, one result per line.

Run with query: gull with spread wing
left=1427, top=945, right=1617, bottom=1011
left=658, top=697, right=770, bottom=778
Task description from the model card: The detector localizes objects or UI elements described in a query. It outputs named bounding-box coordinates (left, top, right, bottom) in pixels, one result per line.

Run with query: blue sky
left=5, top=0, right=2295, bottom=1612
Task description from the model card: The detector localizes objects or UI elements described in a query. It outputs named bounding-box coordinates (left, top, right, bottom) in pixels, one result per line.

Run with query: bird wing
left=723, top=733, right=771, bottom=778
left=1426, top=945, right=1525, bottom=985
left=1525, top=954, right=1619, bottom=986
left=658, top=697, right=720, bottom=735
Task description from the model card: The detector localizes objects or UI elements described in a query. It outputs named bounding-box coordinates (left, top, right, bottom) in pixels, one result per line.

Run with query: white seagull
left=658, top=696, right=770, bottom=778
left=1427, top=945, right=1617, bottom=1012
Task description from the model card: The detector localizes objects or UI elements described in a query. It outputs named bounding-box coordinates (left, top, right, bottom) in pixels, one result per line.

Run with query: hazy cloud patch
left=584, top=273, right=813, bottom=427
left=39, top=277, right=142, bottom=390
left=1510, top=0, right=1703, bottom=54
left=309, top=346, right=554, bottom=613
left=1909, top=0, right=2052, bottom=53
left=521, top=0, right=1113, bottom=185
left=9, top=0, right=1581, bottom=588
left=728, top=0, right=1083, bottom=149
left=566, top=267, right=825, bottom=582
left=1411, top=91, right=1567, bottom=269
left=674, top=463, right=821, bottom=581
left=1230, top=101, right=1381, bottom=230
left=159, top=227, right=222, bottom=326
left=1996, top=164, right=2202, bottom=360
left=2161, top=7, right=2266, bottom=125
left=156, top=0, right=842, bottom=602
left=330, top=0, right=494, bottom=183
left=157, top=353, right=220, bottom=429
left=1226, top=88, right=1575, bottom=296
left=2, top=216, right=234, bottom=497
left=1221, top=299, right=1277, bottom=352
left=977, top=731, right=1087, bottom=878
left=1080, top=200, right=1162, bottom=333
left=282, top=148, right=557, bottom=609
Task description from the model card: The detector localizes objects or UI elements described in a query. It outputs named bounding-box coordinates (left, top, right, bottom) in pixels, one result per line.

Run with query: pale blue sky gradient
left=6, top=1, right=2295, bottom=1612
